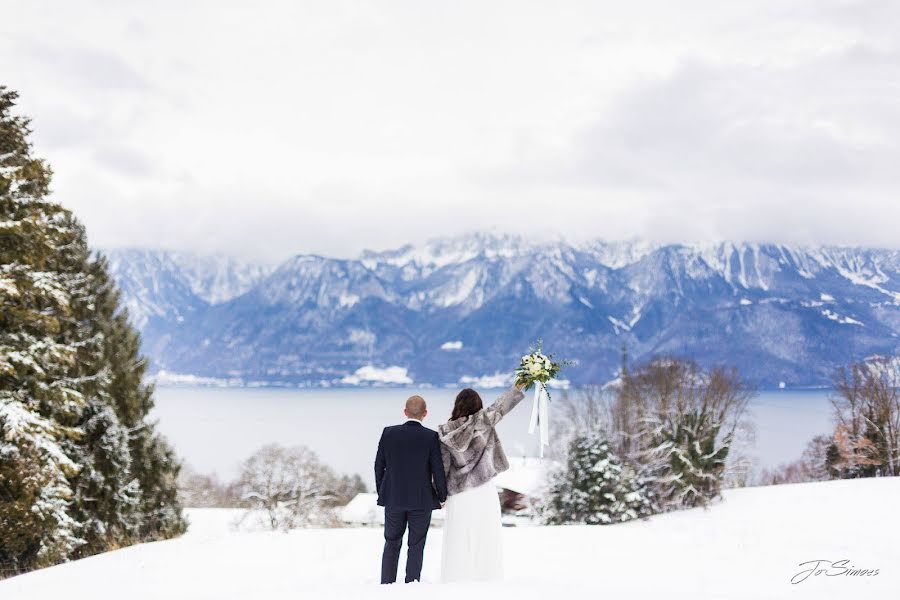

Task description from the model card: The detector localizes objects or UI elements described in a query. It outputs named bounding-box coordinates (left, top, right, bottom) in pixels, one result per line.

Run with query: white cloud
left=2, top=0, right=899, bottom=260
left=459, top=373, right=511, bottom=388
left=341, top=365, right=412, bottom=385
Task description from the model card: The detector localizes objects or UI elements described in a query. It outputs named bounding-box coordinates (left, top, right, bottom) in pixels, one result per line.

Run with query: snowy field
left=2, top=478, right=897, bottom=600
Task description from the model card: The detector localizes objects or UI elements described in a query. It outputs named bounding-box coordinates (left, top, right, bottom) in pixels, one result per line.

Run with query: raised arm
left=374, top=428, right=387, bottom=496
left=484, top=384, right=526, bottom=426
left=429, top=433, right=448, bottom=504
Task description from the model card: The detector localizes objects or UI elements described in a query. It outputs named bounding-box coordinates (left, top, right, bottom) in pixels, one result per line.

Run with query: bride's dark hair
left=450, top=388, right=483, bottom=421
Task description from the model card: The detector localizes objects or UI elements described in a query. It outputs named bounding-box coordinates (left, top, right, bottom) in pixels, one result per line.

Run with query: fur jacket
left=437, top=385, right=526, bottom=497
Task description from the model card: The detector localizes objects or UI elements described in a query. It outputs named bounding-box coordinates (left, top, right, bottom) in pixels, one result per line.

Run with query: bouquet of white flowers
left=515, top=340, right=573, bottom=457
left=514, top=350, right=565, bottom=399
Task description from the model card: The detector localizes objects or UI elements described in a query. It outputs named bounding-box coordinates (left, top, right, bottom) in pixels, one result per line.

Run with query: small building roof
left=493, top=456, right=547, bottom=496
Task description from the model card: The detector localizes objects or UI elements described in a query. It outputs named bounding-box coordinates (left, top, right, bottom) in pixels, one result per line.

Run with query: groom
left=375, top=394, right=448, bottom=584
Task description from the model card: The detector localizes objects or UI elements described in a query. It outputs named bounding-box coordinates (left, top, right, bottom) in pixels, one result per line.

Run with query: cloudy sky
left=2, top=0, right=899, bottom=261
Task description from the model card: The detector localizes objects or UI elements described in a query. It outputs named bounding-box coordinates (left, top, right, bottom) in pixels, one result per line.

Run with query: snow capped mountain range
left=102, top=249, right=275, bottom=329
left=101, top=234, right=900, bottom=388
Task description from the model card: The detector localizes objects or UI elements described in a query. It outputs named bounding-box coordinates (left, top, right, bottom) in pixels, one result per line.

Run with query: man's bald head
left=404, top=395, right=427, bottom=420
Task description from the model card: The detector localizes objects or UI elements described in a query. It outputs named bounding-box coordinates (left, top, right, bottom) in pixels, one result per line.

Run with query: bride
left=436, top=381, right=527, bottom=583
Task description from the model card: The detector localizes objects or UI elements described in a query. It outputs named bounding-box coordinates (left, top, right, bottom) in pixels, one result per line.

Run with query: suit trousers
left=381, top=507, right=432, bottom=583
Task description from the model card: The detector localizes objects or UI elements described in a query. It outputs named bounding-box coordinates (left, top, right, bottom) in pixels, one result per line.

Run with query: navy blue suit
left=375, top=420, right=448, bottom=584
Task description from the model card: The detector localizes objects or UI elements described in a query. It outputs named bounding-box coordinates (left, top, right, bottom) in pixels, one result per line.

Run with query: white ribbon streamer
left=527, top=381, right=550, bottom=458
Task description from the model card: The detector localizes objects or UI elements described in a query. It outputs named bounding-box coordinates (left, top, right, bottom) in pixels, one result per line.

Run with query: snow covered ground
left=2, top=478, right=897, bottom=600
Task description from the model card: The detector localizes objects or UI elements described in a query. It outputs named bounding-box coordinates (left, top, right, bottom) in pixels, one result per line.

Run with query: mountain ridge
left=101, top=235, right=900, bottom=388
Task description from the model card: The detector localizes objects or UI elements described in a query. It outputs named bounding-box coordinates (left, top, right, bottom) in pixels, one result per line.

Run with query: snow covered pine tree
left=0, top=86, right=185, bottom=575
left=544, top=432, right=656, bottom=525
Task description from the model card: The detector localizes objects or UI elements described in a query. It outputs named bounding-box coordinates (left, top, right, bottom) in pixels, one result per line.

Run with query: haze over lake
left=151, top=386, right=834, bottom=487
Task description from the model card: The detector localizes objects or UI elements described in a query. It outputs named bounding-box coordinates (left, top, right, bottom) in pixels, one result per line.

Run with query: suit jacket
left=375, top=421, right=448, bottom=510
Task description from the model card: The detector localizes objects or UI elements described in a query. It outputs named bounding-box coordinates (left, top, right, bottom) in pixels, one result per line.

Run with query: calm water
left=151, top=386, right=834, bottom=487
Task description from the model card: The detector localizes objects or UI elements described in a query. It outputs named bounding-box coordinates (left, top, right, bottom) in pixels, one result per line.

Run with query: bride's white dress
left=440, top=478, right=503, bottom=582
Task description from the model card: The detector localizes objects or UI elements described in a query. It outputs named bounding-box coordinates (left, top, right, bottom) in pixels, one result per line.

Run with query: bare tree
left=620, top=358, right=754, bottom=508
left=723, top=418, right=757, bottom=489
left=177, top=464, right=242, bottom=508
left=756, top=434, right=831, bottom=485
left=236, top=444, right=338, bottom=531
left=556, top=380, right=651, bottom=465
left=800, top=434, right=833, bottom=481
left=831, top=357, right=900, bottom=477
left=557, top=385, right=615, bottom=441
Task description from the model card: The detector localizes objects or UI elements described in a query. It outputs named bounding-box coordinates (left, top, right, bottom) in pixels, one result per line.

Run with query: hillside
left=102, top=235, right=900, bottom=387
left=2, top=478, right=896, bottom=599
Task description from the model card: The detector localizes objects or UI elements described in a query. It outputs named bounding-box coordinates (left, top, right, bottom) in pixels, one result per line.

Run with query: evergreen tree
left=650, top=410, right=731, bottom=508
left=326, top=473, right=368, bottom=508
left=75, top=253, right=185, bottom=545
left=0, top=86, right=184, bottom=573
left=0, top=85, right=88, bottom=570
left=544, top=433, right=656, bottom=525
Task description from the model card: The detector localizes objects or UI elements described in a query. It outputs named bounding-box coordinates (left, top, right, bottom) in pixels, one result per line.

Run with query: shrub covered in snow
left=543, top=433, right=656, bottom=525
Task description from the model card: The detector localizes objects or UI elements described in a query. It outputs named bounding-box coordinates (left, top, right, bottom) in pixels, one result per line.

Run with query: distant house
left=340, top=493, right=383, bottom=527
left=341, top=457, right=547, bottom=527
left=493, top=456, right=546, bottom=525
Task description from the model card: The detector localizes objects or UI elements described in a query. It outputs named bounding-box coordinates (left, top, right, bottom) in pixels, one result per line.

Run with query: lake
left=150, top=386, right=835, bottom=488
